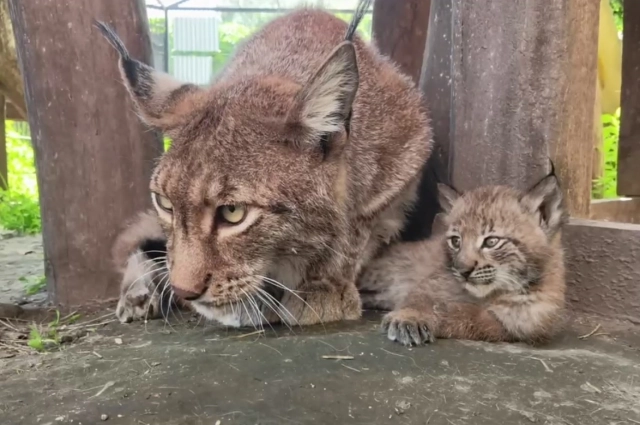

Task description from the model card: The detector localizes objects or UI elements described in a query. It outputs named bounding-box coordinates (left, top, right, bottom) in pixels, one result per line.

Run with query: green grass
left=0, top=121, right=40, bottom=234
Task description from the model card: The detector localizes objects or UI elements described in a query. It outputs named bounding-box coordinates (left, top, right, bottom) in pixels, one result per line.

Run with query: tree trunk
left=0, top=0, right=25, bottom=119
left=8, top=0, right=163, bottom=307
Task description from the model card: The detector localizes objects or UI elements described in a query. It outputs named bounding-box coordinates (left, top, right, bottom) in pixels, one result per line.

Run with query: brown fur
left=102, top=5, right=432, bottom=327
left=359, top=173, right=568, bottom=346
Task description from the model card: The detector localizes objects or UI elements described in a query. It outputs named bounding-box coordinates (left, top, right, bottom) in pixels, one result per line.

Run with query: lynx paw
left=381, top=309, right=436, bottom=346
left=116, top=280, right=162, bottom=324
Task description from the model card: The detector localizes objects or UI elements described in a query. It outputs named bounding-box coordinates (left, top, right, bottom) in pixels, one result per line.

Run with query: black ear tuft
left=344, top=0, right=373, bottom=41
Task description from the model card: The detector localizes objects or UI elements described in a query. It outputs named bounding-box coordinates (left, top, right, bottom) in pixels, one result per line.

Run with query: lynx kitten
left=359, top=170, right=568, bottom=346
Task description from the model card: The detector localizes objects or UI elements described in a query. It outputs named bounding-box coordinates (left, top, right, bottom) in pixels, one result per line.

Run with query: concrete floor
left=1, top=312, right=639, bottom=425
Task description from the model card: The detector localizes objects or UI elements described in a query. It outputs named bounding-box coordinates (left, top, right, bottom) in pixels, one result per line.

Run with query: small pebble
left=100, top=414, right=109, bottom=421
left=114, top=338, right=123, bottom=345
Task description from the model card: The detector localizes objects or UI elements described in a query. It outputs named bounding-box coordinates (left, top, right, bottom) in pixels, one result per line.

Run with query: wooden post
left=372, top=0, right=431, bottom=83
left=449, top=0, right=599, bottom=218
left=9, top=0, right=163, bottom=307
left=371, top=0, right=432, bottom=240
left=0, top=95, right=6, bottom=190
left=618, top=0, right=640, bottom=197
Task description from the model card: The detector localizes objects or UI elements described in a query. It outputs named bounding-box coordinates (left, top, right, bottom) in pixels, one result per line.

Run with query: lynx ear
left=520, top=173, right=567, bottom=236
left=288, top=41, right=359, bottom=156
left=95, top=21, right=202, bottom=130
left=437, top=183, right=460, bottom=214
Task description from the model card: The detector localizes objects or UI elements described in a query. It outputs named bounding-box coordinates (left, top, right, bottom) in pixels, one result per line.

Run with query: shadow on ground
left=1, top=310, right=639, bottom=425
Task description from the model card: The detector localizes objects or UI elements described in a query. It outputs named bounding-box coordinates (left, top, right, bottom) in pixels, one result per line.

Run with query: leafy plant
left=0, top=121, right=40, bottom=234
left=20, top=275, right=47, bottom=295
left=28, top=311, right=61, bottom=352
left=593, top=109, right=620, bottom=199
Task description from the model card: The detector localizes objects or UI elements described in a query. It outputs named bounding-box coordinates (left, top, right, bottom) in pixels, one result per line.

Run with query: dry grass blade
left=321, top=355, right=354, bottom=360
left=578, top=324, right=602, bottom=340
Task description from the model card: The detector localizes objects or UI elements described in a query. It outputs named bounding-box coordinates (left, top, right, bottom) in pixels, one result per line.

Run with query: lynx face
left=437, top=174, right=567, bottom=299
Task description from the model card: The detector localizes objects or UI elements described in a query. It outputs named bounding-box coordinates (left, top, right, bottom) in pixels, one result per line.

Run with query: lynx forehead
left=101, top=1, right=432, bottom=327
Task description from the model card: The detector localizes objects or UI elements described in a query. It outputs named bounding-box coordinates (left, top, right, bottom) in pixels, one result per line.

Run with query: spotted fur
left=359, top=172, right=568, bottom=346
left=101, top=3, right=432, bottom=327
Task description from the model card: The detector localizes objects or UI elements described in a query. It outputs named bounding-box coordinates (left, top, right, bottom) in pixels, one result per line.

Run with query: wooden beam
left=371, top=0, right=433, bottom=241
left=8, top=0, right=163, bottom=307
left=618, top=0, right=640, bottom=196
left=0, top=95, right=6, bottom=190
left=5, top=101, right=24, bottom=121
left=590, top=197, right=640, bottom=225
left=448, top=0, right=598, bottom=218
left=400, top=0, right=451, bottom=241
left=372, top=0, right=431, bottom=83
left=565, top=219, right=640, bottom=324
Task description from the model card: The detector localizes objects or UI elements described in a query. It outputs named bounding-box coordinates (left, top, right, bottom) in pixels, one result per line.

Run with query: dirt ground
left=0, top=233, right=47, bottom=306
left=1, top=235, right=640, bottom=425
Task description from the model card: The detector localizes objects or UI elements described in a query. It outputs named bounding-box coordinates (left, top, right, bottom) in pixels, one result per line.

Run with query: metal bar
left=164, top=6, right=373, bottom=14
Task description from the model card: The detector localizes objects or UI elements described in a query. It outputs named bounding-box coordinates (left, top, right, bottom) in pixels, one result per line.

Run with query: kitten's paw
left=116, top=279, right=162, bottom=324
left=381, top=309, right=436, bottom=346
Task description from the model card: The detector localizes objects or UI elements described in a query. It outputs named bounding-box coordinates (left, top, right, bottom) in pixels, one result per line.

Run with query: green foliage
left=0, top=121, right=41, bottom=234
left=28, top=311, right=61, bottom=352
left=20, top=274, right=47, bottom=295
left=593, top=109, right=620, bottom=199
left=609, top=0, right=623, bottom=32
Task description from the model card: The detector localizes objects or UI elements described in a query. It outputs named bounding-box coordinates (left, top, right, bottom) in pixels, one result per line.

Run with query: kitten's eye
left=447, top=236, right=461, bottom=250
left=154, top=193, right=173, bottom=213
left=219, top=205, right=247, bottom=225
left=483, top=236, right=500, bottom=248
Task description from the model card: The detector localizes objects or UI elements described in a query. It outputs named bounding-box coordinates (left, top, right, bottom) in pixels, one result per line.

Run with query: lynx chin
left=359, top=169, right=568, bottom=346
left=98, top=0, right=432, bottom=327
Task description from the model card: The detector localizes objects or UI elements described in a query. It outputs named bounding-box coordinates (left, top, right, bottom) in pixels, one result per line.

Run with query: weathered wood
left=449, top=0, right=598, bottom=218
left=5, top=100, right=22, bottom=121
left=0, top=95, right=6, bottom=189
left=372, top=0, right=431, bottom=83
left=9, top=0, right=163, bottom=307
left=565, top=219, right=640, bottom=324
left=590, top=197, right=640, bottom=225
left=401, top=0, right=451, bottom=241
left=419, top=0, right=452, bottom=180
left=618, top=0, right=640, bottom=196
left=0, top=0, right=26, bottom=119
left=371, top=0, right=433, bottom=241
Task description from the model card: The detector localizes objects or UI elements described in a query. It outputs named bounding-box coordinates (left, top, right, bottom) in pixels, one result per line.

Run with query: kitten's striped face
left=438, top=177, right=566, bottom=299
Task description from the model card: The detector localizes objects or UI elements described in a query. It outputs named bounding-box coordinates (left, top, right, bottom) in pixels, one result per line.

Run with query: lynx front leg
left=278, top=279, right=362, bottom=326
left=115, top=250, right=166, bottom=323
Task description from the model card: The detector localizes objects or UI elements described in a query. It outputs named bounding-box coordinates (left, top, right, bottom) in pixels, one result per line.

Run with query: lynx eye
left=483, top=236, right=500, bottom=248
left=154, top=193, right=173, bottom=213
left=219, top=205, right=247, bottom=225
left=447, top=236, right=461, bottom=250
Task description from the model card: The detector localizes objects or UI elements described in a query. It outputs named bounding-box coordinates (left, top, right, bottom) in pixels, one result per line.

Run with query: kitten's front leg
left=432, top=303, right=511, bottom=342
left=279, top=278, right=362, bottom=326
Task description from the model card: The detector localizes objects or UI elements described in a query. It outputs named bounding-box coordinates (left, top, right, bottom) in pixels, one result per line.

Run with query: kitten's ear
left=287, top=41, right=359, bottom=157
left=95, top=21, right=203, bottom=131
left=520, top=173, right=567, bottom=236
left=437, top=183, right=460, bottom=214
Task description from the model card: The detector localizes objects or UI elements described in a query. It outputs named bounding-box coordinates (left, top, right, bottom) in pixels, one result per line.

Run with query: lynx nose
left=460, top=269, right=474, bottom=280
left=459, top=263, right=477, bottom=280
left=171, top=274, right=211, bottom=301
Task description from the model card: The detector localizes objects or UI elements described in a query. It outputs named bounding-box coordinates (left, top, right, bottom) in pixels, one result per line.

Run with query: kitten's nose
left=459, top=263, right=477, bottom=280
left=460, top=268, right=474, bottom=280
left=171, top=274, right=211, bottom=301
